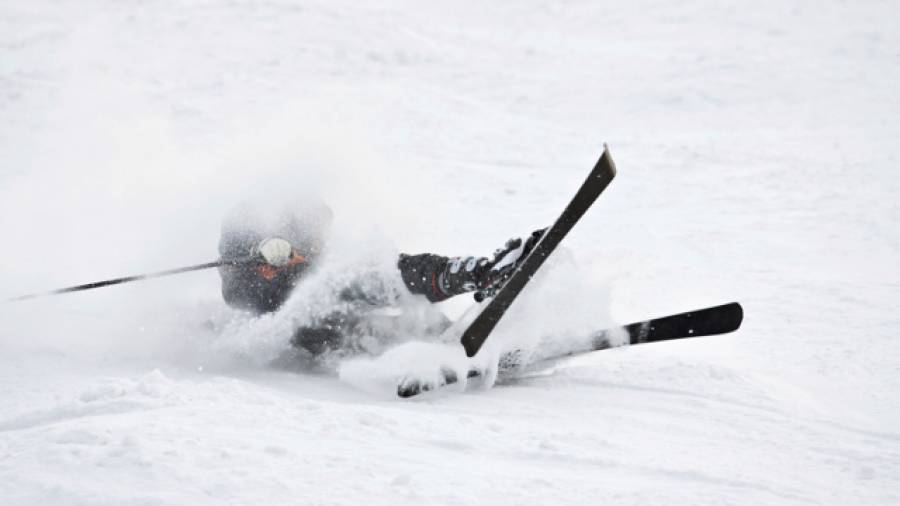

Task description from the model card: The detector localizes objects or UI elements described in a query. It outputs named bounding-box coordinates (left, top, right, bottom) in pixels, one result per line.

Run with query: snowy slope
left=2, top=0, right=899, bottom=504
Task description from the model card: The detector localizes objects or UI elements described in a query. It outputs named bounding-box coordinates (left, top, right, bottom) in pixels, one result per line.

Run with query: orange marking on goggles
left=256, top=249, right=307, bottom=281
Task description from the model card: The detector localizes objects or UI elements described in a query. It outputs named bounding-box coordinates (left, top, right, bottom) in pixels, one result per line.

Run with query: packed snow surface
left=2, top=0, right=899, bottom=504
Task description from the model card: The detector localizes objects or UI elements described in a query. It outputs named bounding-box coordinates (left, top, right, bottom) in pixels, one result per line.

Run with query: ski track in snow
left=1, top=0, right=900, bottom=504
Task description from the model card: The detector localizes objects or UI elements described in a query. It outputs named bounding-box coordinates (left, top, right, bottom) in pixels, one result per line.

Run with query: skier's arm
left=397, top=253, right=464, bottom=302
left=398, top=229, right=545, bottom=303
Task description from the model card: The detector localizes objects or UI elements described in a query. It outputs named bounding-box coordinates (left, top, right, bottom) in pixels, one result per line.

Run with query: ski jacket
left=216, top=204, right=502, bottom=356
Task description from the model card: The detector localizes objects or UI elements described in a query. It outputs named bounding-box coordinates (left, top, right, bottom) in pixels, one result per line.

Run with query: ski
left=460, top=145, right=617, bottom=357
left=610, top=301, right=743, bottom=347
left=398, top=302, right=743, bottom=398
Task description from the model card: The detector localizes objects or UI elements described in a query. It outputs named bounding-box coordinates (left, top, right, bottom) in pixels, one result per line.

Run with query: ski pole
left=7, top=257, right=259, bottom=302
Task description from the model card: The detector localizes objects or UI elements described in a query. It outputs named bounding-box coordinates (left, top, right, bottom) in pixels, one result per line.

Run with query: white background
left=1, top=0, right=898, bottom=504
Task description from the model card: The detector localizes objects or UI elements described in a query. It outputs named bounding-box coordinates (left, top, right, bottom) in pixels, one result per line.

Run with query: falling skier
left=217, top=200, right=544, bottom=357
left=7, top=146, right=743, bottom=398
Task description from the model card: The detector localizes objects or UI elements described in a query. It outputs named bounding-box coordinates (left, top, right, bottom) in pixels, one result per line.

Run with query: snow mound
left=339, top=341, right=474, bottom=397
left=0, top=369, right=176, bottom=432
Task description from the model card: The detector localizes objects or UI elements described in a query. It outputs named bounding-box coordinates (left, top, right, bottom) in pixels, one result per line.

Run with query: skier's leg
left=290, top=312, right=354, bottom=355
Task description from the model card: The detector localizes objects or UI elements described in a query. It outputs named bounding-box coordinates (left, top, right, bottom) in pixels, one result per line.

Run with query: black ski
left=460, top=146, right=617, bottom=357
left=398, top=302, right=743, bottom=398
left=610, top=301, right=743, bottom=347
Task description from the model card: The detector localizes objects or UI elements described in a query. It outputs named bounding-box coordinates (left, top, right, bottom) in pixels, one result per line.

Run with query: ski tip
left=600, top=144, right=617, bottom=178
left=714, top=301, right=744, bottom=334
left=730, top=302, right=744, bottom=330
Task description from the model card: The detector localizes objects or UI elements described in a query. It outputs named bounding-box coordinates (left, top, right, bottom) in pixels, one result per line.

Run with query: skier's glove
left=474, top=228, right=546, bottom=302
left=256, top=237, right=294, bottom=267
